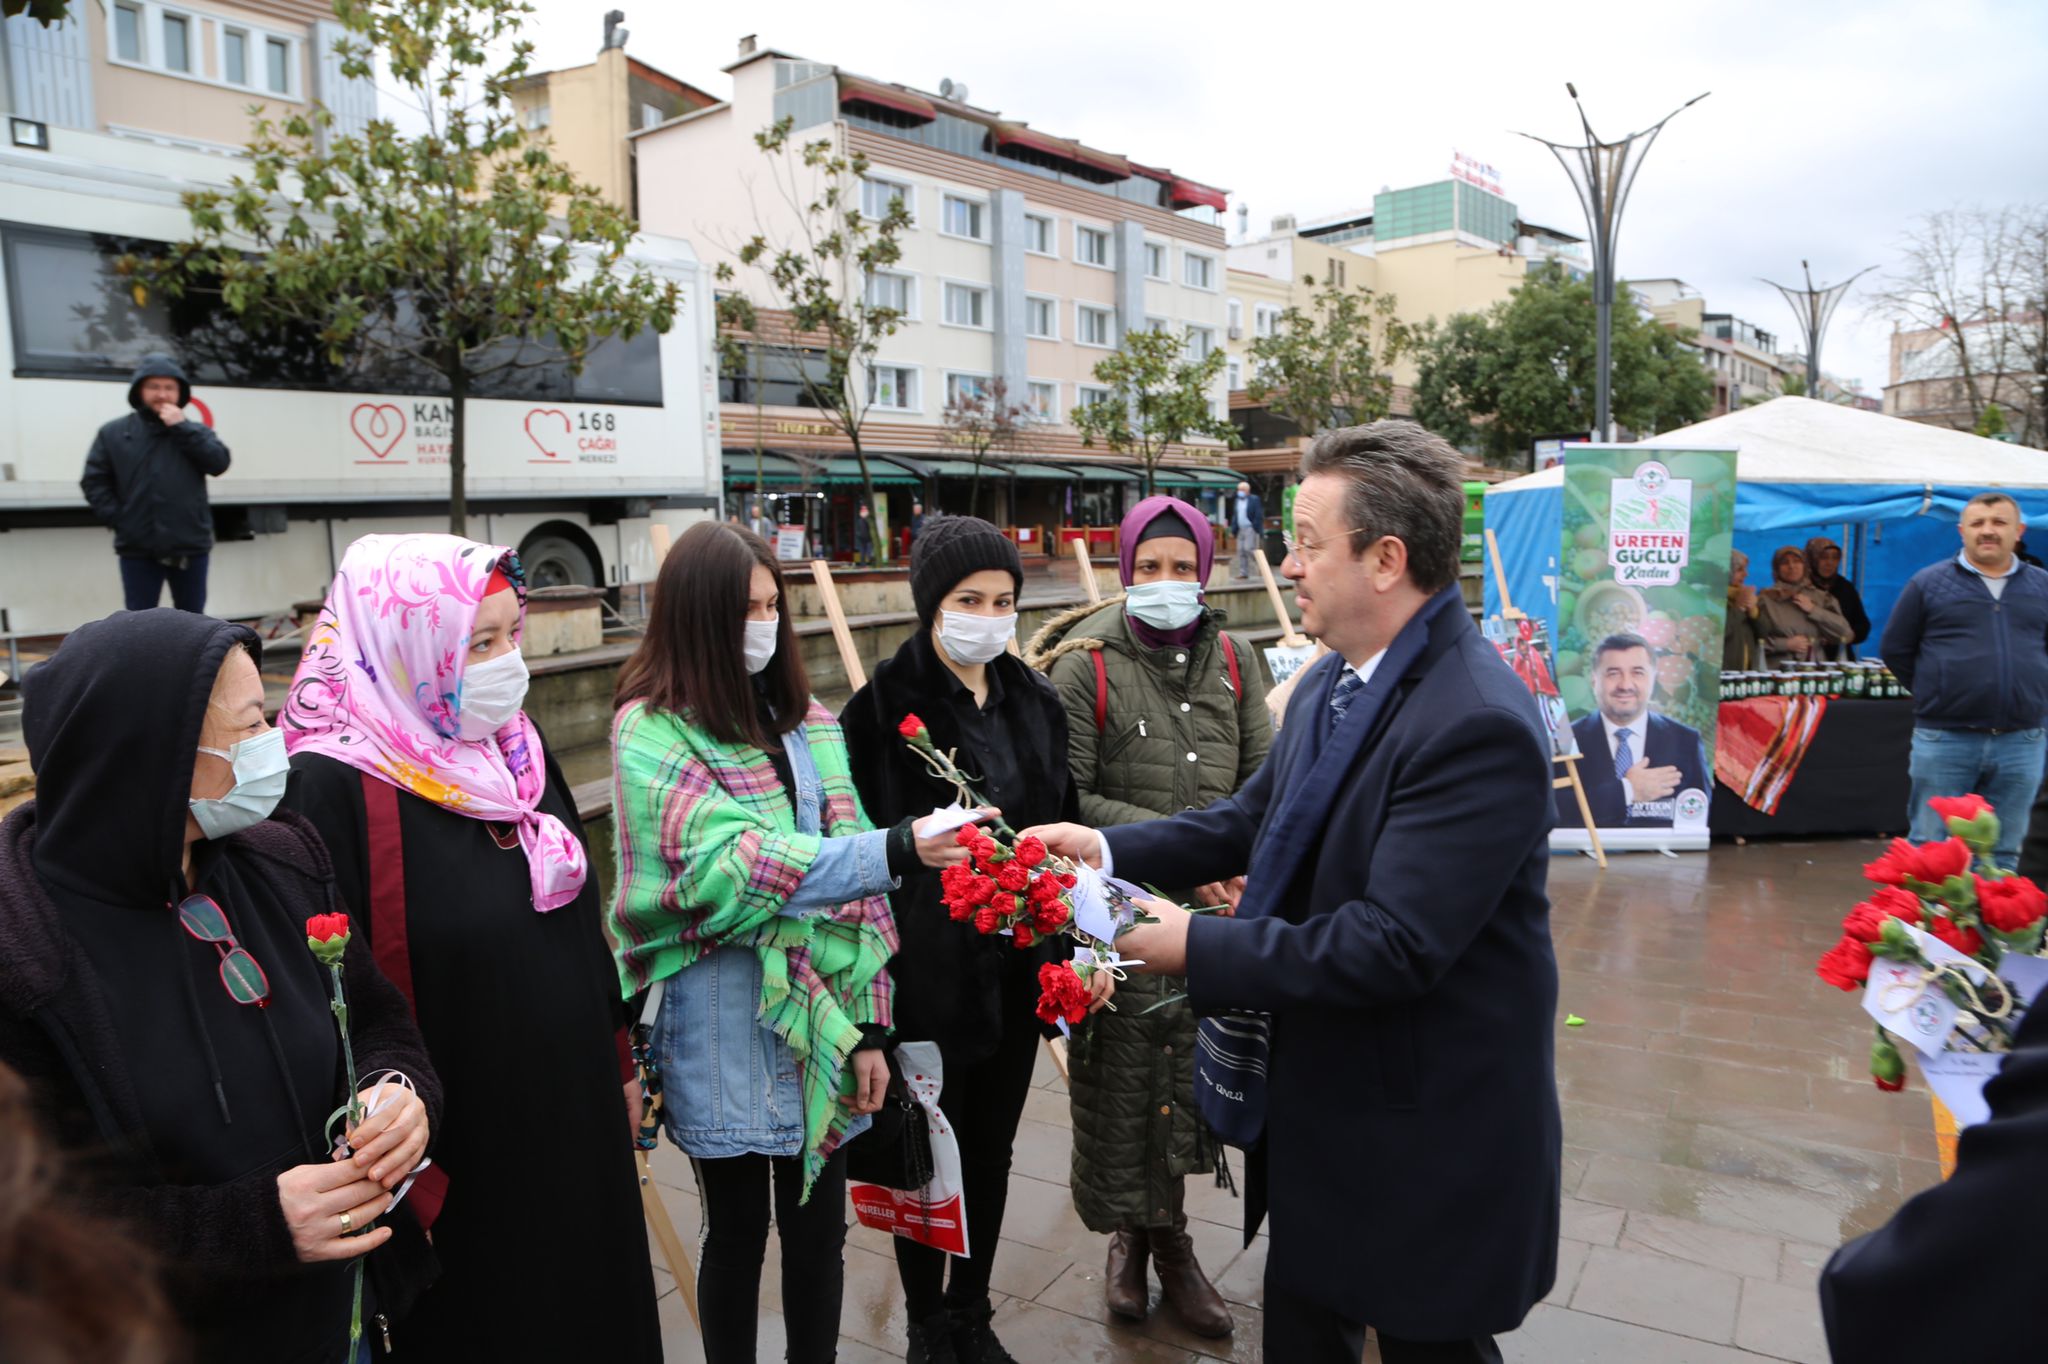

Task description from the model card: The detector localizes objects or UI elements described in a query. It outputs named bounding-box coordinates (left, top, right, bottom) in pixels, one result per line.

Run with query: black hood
left=126, top=352, right=192, bottom=411
left=23, top=609, right=260, bottom=906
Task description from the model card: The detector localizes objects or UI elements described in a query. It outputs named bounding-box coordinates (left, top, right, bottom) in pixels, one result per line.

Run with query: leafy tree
left=1977, top=402, right=2010, bottom=438
left=941, top=376, right=1026, bottom=518
left=2, top=0, right=71, bottom=23
left=1071, top=328, right=1237, bottom=495
left=714, top=117, right=912, bottom=554
left=1411, top=263, right=1712, bottom=466
left=1246, top=278, right=1412, bottom=435
left=1778, top=371, right=1807, bottom=398
left=133, top=0, right=677, bottom=535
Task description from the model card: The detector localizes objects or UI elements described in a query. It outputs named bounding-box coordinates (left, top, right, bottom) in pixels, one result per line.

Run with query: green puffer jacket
left=1026, top=596, right=1272, bottom=1232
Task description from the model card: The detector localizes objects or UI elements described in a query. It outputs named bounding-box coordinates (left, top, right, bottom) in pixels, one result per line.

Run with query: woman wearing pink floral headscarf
left=280, top=533, right=660, bottom=1361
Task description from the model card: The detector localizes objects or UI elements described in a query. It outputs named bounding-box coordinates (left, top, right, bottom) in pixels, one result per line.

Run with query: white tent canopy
left=1491, top=396, right=2044, bottom=494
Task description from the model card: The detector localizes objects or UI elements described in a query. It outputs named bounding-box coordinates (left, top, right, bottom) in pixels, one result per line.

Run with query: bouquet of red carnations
left=1814, top=794, right=2048, bottom=1091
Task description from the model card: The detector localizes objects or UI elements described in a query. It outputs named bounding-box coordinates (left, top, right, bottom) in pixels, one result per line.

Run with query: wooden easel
left=1485, top=529, right=1605, bottom=869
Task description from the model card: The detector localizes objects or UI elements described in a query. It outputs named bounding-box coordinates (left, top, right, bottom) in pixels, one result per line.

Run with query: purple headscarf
left=1118, top=495, right=1214, bottom=649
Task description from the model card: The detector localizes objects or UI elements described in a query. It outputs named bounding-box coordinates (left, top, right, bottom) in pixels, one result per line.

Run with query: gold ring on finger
left=340, top=1210, right=353, bottom=1232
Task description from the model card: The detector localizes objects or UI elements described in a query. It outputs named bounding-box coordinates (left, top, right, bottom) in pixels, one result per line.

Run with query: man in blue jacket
left=1028, top=422, right=1560, bottom=1363
left=79, top=354, right=232, bottom=614
left=1878, top=491, right=2048, bottom=868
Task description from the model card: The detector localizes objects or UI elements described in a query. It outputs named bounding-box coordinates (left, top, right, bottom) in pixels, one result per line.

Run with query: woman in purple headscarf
left=1024, top=496, right=1272, bottom=1338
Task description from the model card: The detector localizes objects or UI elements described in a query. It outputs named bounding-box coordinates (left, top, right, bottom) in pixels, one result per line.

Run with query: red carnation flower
left=1978, top=874, right=2048, bottom=934
left=1034, top=901, right=1068, bottom=933
left=967, top=876, right=999, bottom=906
left=1815, top=935, right=1875, bottom=992
left=305, top=912, right=351, bottom=943
left=898, top=714, right=928, bottom=742
left=1871, top=1036, right=1907, bottom=1092
left=1842, top=889, right=1923, bottom=943
left=996, top=862, right=1030, bottom=893
left=1034, top=961, right=1093, bottom=1027
left=1013, top=924, right=1036, bottom=949
left=1058, top=872, right=1077, bottom=890
left=1863, top=839, right=1919, bottom=887
left=948, top=899, right=976, bottom=922
left=1914, top=838, right=1973, bottom=884
left=1927, top=914, right=1984, bottom=958
left=1929, top=794, right=1993, bottom=823
left=973, top=906, right=999, bottom=935
left=955, top=825, right=982, bottom=848
left=1015, top=835, right=1047, bottom=869
left=1874, top=1073, right=1906, bottom=1093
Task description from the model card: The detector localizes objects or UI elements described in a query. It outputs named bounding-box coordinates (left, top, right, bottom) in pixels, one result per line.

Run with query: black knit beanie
left=910, top=515, right=1023, bottom=624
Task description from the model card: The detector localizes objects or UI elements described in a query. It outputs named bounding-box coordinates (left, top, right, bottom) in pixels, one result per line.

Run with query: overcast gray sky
left=502, top=0, right=2048, bottom=397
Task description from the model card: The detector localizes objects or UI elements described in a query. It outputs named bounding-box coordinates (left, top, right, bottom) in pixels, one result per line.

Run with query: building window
left=1076, top=225, right=1111, bottom=268
left=1077, top=383, right=1112, bottom=410
left=640, top=102, right=664, bottom=130
left=161, top=13, right=190, bottom=71
left=1254, top=304, right=1280, bottom=338
left=943, top=282, right=989, bottom=329
left=1026, top=380, right=1059, bottom=422
left=862, top=176, right=914, bottom=223
left=265, top=36, right=291, bottom=94
left=1185, top=325, right=1216, bottom=361
left=1227, top=297, right=1243, bottom=336
left=869, top=364, right=919, bottom=412
left=223, top=29, right=248, bottom=85
left=941, top=195, right=987, bottom=241
left=1144, top=315, right=1168, bottom=334
left=114, top=2, right=142, bottom=61
left=1325, top=258, right=1346, bottom=287
left=1183, top=252, right=1216, bottom=290
left=865, top=270, right=916, bottom=319
left=1144, top=242, right=1167, bottom=279
left=944, top=372, right=989, bottom=407
left=527, top=104, right=552, bottom=130
left=1077, top=304, right=1114, bottom=347
left=1024, top=213, right=1055, bottom=256
left=1226, top=358, right=1243, bottom=389
left=1025, top=295, right=1058, bottom=339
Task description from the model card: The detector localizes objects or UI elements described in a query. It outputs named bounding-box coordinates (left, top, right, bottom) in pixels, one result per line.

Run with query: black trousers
left=119, top=552, right=209, bottom=613
left=1264, top=1277, right=1502, bottom=1363
left=893, top=998, right=1042, bottom=1321
left=690, top=1147, right=848, bottom=1364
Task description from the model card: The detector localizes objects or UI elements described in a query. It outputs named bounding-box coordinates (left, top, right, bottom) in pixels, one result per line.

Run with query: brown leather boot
left=1104, top=1228, right=1150, bottom=1320
left=1148, top=1216, right=1234, bottom=1338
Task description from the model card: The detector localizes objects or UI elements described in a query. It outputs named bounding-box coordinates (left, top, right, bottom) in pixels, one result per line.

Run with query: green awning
left=818, top=456, right=919, bottom=486
left=1152, top=466, right=1239, bottom=489
left=722, top=450, right=806, bottom=484
left=919, top=458, right=1010, bottom=479
left=1005, top=459, right=1080, bottom=481
left=1063, top=463, right=1140, bottom=483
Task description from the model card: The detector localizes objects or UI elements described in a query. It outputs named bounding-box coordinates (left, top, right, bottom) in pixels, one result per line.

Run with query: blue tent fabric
left=1482, top=479, right=1562, bottom=640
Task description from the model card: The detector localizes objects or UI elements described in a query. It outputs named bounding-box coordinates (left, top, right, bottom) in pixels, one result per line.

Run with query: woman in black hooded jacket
left=0, top=609, right=440, bottom=1363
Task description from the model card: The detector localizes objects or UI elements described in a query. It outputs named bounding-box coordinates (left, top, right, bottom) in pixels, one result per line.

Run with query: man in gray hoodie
left=80, top=354, right=232, bottom=613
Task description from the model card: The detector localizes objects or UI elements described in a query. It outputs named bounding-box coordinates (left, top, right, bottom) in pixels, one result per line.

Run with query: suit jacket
left=1556, top=710, right=1709, bottom=828
left=1235, top=492, right=1264, bottom=535
left=1105, top=602, right=1561, bottom=1340
left=1821, top=997, right=2048, bottom=1360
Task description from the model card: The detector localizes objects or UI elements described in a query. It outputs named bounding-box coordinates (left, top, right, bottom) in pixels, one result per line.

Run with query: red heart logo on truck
left=349, top=403, right=406, bottom=459
left=525, top=408, right=571, bottom=459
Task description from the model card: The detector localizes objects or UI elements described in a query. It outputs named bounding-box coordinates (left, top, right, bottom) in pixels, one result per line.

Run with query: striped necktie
left=1613, top=727, right=1635, bottom=780
left=1330, top=668, right=1365, bottom=731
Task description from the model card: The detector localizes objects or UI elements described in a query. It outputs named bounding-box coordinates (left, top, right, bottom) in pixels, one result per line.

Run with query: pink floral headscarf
left=283, top=533, right=589, bottom=912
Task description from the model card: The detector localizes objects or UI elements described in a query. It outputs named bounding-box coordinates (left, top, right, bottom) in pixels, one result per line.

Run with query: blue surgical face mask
left=1124, top=580, right=1205, bottom=631
left=189, top=727, right=289, bottom=839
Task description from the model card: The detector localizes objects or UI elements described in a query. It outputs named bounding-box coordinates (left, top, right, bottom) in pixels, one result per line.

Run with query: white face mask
left=1124, top=580, right=1205, bottom=631
left=189, top=728, right=289, bottom=839
left=743, top=616, right=780, bottom=675
left=457, top=649, right=529, bottom=741
left=938, top=609, right=1017, bottom=666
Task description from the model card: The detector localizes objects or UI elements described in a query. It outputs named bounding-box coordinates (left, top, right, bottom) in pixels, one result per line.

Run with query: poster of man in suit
left=1553, top=632, right=1711, bottom=829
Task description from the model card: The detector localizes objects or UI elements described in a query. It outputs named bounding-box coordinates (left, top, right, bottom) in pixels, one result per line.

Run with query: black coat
left=1821, top=998, right=2048, bottom=1360
left=1106, top=602, right=1561, bottom=1340
left=1, top=610, right=440, bottom=1364
left=80, top=354, right=231, bottom=560
left=841, top=628, right=1077, bottom=1069
left=1555, top=710, right=1711, bottom=828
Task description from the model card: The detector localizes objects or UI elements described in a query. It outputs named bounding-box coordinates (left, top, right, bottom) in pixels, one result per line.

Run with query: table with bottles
left=1711, top=660, right=1915, bottom=838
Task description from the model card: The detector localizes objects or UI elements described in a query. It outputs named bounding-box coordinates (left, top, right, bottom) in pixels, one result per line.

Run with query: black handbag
left=843, top=1050, right=934, bottom=1191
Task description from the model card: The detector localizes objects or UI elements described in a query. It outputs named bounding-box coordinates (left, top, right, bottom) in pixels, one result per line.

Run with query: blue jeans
left=119, top=552, right=209, bottom=612
left=1908, top=726, right=2047, bottom=869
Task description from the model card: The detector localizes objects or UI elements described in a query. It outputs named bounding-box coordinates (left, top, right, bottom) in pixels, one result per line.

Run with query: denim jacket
left=655, top=720, right=897, bottom=1158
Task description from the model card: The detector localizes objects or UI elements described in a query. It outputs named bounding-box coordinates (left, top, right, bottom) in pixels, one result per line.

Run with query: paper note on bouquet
left=1997, top=951, right=2048, bottom=1008
left=1920, top=1049, right=2004, bottom=1129
left=847, top=1040, right=970, bottom=1259
left=1066, top=862, right=1119, bottom=943
left=1861, top=958, right=1960, bottom=1057
left=918, top=804, right=989, bottom=839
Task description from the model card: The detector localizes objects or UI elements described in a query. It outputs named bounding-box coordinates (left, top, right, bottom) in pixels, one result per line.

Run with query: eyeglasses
left=176, top=894, right=271, bottom=1007
left=1280, top=526, right=1375, bottom=562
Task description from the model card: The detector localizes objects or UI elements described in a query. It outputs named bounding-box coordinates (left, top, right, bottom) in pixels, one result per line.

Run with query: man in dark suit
left=1555, top=632, right=1710, bottom=829
left=1027, top=421, right=1560, bottom=1363
left=1232, top=480, right=1264, bottom=579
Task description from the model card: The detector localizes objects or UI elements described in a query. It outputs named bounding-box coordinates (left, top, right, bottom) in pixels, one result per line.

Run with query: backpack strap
left=1092, top=648, right=1109, bottom=733
left=1220, top=632, right=1242, bottom=696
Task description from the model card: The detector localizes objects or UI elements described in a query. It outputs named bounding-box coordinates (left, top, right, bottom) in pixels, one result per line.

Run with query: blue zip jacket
left=1878, top=556, right=2048, bottom=732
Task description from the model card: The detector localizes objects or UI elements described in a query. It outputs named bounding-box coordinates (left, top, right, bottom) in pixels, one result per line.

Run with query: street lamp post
left=1517, top=85, right=1707, bottom=441
left=1762, top=261, right=1876, bottom=402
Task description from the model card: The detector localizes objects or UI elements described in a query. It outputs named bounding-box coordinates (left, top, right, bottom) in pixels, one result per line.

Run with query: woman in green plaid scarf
left=608, top=524, right=972, bottom=1364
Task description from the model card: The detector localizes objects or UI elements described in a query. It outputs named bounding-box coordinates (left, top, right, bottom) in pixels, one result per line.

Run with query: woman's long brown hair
left=614, top=522, right=809, bottom=747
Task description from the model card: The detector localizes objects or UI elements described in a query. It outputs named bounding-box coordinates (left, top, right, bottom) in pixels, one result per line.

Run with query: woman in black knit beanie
left=841, top=517, right=1091, bottom=1364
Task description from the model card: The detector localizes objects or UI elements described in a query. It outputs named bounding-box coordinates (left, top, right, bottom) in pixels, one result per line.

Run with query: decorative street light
left=1762, top=261, right=1876, bottom=402
left=1517, top=85, right=1708, bottom=441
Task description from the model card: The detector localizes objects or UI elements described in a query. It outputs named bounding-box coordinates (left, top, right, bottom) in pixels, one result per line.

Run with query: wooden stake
left=638, top=1150, right=700, bottom=1329
left=1046, top=1036, right=1070, bottom=1082
left=1553, top=755, right=1608, bottom=869
left=810, top=559, right=868, bottom=692
left=1071, top=537, right=1102, bottom=605
left=1484, top=527, right=1525, bottom=621
left=1253, top=548, right=1309, bottom=647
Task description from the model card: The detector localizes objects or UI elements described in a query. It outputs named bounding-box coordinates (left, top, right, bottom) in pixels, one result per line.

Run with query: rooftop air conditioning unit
left=1271, top=214, right=1296, bottom=234
left=1227, top=324, right=1242, bottom=340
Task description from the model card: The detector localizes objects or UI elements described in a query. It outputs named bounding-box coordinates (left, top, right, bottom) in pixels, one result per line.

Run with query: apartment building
left=504, top=11, right=717, bottom=216
left=1636, top=279, right=1787, bottom=416
left=1885, top=318, right=2041, bottom=444
left=1, top=0, right=371, bottom=153
left=633, top=39, right=1235, bottom=545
